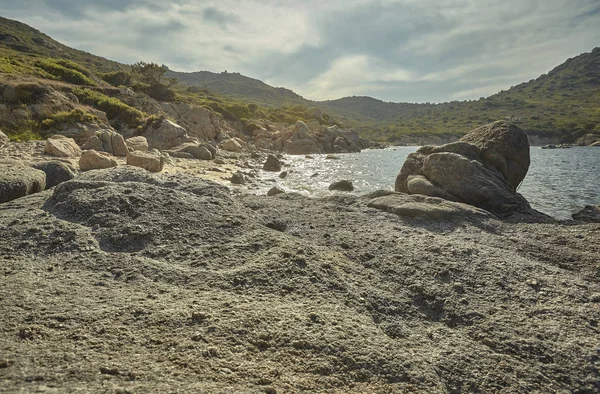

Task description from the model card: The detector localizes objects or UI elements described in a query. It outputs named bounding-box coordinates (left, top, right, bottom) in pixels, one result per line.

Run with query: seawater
left=256, top=147, right=600, bottom=220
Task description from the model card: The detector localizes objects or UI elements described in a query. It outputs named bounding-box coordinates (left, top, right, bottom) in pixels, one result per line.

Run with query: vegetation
left=34, top=59, right=96, bottom=85
left=71, top=88, right=146, bottom=127
left=41, top=109, right=98, bottom=129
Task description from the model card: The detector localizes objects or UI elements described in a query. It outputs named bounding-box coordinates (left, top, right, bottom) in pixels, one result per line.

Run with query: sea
left=255, top=147, right=600, bottom=220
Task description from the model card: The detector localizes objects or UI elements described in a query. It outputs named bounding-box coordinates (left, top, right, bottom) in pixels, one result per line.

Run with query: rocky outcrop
left=395, top=121, right=534, bottom=218
left=0, top=129, right=9, bottom=147
left=0, top=161, right=46, bottom=203
left=285, top=121, right=323, bottom=155
left=161, top=102, right=224, bottom=142
left=141, top=119, right=197, bottom=150
left=577, top=133, right=600, bottom=146
left=126, top=150, right=165, bottom=172
left=44, top=135, right=82, bottom=158
left=83, top=130, right=128, bottom=157
left=79, top=150, right=118, bottom=171
left=267, top=186, right=285, bottom=196
left=125, top=136, right=149, bottom=152
left=592, top=141, right=600, bottom=147
left=263, top=154, right=282, bottom=172
left=31, top=161, right=75, bottom=189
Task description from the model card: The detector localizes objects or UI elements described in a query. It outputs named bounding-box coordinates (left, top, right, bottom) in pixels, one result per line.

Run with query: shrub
left=72, top=87, right=145, bottom=127
left=34, top=59, right=96, bottom=85
left=41, top=109, right=98, bottom=129
left=100, top=70, right=133, bottom=87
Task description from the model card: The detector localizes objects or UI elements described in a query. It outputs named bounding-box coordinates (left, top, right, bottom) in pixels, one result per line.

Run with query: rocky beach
left=1, top=118, right=600, bottom=393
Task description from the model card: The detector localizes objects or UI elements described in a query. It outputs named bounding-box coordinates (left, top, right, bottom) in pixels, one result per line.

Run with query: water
left=256, top=147, right=600, bottom=220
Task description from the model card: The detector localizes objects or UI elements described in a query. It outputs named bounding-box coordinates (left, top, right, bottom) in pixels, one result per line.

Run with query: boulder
left=279, top=171, right=288, bottom=179
left=591, top=141, right=600, bottom=147
left=143, top=119, right=196, bottom=150
left=572, top=205, right=600, bottom=222
left=230, top=171, right=246, bottom=185
left=0, top=162, right=46, bottom=203
left=267, top=186, right=285, bottom=196
left=329, top=180, right=354, bottom=192
left=263, top=154, right=282, bottom=172
left=0, top=130, right=9, bottom=147
left=367, top=192, right=492, bottom=221
left=160, top=102, right=223, bottom=142
left=126, top=150, right=164, bottom=172
left=79, top=150, right=118, bottom=171
left=285, top=121, right=324, bottom=155
left=83, top=130, right=128, bottom=157
left=44, top=135, right=82, bottom=158
left=221, top=138, right=244, bottom=153
left=82, top=135, right=103, bottom=151
left=126, top=136, right=149, bottom=152
left=169, top=143, right=214, bottom=160
left=459, top=121, right=530, bottom=190
left=395, top=121, right=533, bottom=218
left=30, top=161, right=75, bottom=189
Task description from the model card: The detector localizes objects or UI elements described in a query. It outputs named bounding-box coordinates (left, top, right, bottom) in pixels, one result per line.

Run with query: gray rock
left=79, top=150, right=118, bottom=171
left=0, top=162, right=46, bottom=203
left=367, top=192, right=492, bottom=221
left=279, top=171, right=288, bottom=179
left=44, top=135, right=82, bottom=158
left=82, top=135, right=103, bottom=151
left=263, top=154, right=282, bottom=172
left=230, top=171, right=246, bottom=185
left=170, top=143, right=213, bottom=160
left=126, top=136, right=149, bottom=152
left=329, top=180, right=354, bottom=192
left=143, top=119, right=196, bottom=150
left=572, top=205, right=600, bottom=222
left=31, top=161, right=76, bottom=189
left=126, top=150, right=164, bottom=172
left=267, top=186, right=285, bottom=196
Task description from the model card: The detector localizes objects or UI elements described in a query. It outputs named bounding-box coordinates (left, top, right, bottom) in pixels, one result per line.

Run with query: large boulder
left=44, top=135, right=82, bottom=158
left=126, top=150, right=164, bottom=172
left=30, top=161, right=76, bottom=189
left=142, top=119, right=197, bottom=150
left=0, top=162, right=46, bottom=203
left=329, top=180, right=354, bottom=192
left=83, top=130, right=128, bottom=157
left=0, top=130, right=9, bottom=147
left=79, top=150, right=118, bottom=171
left=160, top=102, right=223, bottom=142
left=395, top=121, right=533, bottom=218
left=459, top=120, right=530, bottom=190
left=168, top=143, right=214, bottom=160
left=125, top=136, right=149, bottom=152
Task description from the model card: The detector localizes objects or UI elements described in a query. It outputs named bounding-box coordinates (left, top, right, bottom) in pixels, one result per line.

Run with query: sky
left=2, top=0, right=600, bottom=103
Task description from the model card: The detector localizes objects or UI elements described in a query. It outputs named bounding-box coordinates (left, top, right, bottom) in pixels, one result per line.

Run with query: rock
left=267, top=187, right=285, bottom=196
left=572, top=205, right=600, bottom=222
left=125, top=136, right=149, bottom=152
left=263, top=155, right=282, bottom=172
left=30, top=161, right=75, bottom=189
left=79, top=150, right=118, bottom=171
left=44, top=135, right=82, bottom=158
left=126, top=150, right=164, bottom=172
left=459, top=121, right=530, bottom=190
left=395, top=121, right=534, bottom=218
left=0, top=162, right=46, bottom=203
left=329, top=180, right=354, bottom=192
left=279, top=171, right=288, bottom=179
left=142, top=119, right=196, bottom=150
left=160, top=102, right=224, bottom=142
left=325, top=155, right=340, bottom=160
left=0, top=130, right=9, bottom=147
left=230, top=171, right=246, bottom=185
left=83, top=130, right=128, bottom=157
left=285, top=121, right=324, bottom=155
left=169, top=143, right=214, bottom=160
left=367, top=192, right=492, bottom=221
left=591, top=141, right=600, bottom=147
left=82, top=135, right=103, bottom=151
left=221, top=138, right=244, bottom=153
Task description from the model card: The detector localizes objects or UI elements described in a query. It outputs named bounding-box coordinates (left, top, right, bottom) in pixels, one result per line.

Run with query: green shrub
left=34, top=59, right=96, bottom=85
left=5, top=120, right=42, bottom=141
left=53, top=59, right=93, bottom=76
left=100, top=70, right=133, bottom=87
left=41, top=109, right=98, bottom=129
left=72, top=87, right=145, bottom=127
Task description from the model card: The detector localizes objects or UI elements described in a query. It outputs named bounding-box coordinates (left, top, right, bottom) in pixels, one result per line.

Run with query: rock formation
left=0, top=161, right=46, bottom=203
left=0, top=129, right=9, bottom=147
left=141, top=118, right=197, bottom=150
left=395, top=121, right=534, bottom=218
left=44, top=135, right=82, bottom=158
left=79, top=150, right=118, bottom=171
left=83, top=130, right=129, bottom=157
left=125, top=136, right=149, bottom=152
left=126, top=150, right=165, bottom=172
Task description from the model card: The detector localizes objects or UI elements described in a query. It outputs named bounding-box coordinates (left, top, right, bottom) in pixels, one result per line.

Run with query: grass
left=41, top=108, right=98, bottom=129
left=72, top=87, right=146, bottom=128
left=34, top=59, right=96, bottom=85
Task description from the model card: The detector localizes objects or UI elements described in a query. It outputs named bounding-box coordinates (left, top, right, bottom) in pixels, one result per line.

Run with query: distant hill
left=165, top=68, right=306, bottom=108
left=1, top=15, right=598, bottom=144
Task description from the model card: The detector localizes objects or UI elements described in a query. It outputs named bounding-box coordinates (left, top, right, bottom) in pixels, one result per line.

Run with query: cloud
left=1, top=0, right=599, bottom=102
